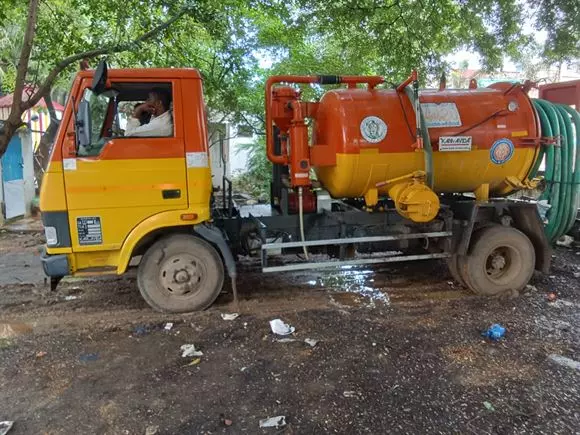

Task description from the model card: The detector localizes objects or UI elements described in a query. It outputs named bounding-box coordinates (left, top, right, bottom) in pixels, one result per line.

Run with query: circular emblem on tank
left=490, top=138, right=514, bottom=165
left=360, top=116, right=387, bottom=143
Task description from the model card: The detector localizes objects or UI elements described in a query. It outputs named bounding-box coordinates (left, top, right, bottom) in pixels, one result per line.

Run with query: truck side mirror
left=76, top=100, right=91, bottom=150
left=91, top=60, right=108, bottom=95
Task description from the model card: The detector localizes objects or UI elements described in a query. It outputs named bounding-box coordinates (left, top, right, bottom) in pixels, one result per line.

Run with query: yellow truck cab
left=40, top=65, right=234, bottom=312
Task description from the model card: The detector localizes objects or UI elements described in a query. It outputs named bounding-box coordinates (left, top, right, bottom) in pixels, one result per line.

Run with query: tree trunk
left=0, top=0, right=40, bottom=157
left=34, top=91, right=60, bottom=188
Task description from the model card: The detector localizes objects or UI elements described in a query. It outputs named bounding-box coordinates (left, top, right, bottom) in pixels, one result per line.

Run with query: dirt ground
left=0, top=230, right=579, bottom=434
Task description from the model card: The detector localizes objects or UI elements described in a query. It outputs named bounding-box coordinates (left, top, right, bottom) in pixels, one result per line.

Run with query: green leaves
left=1, top=0, right=578, bottom=137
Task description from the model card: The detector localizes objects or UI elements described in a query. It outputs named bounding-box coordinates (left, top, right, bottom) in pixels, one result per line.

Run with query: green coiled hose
left=531, top=99, right=580, bottom=243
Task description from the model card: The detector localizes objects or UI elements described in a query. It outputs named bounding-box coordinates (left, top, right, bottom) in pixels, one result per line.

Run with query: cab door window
left=77, top=82, right=174, bottom=157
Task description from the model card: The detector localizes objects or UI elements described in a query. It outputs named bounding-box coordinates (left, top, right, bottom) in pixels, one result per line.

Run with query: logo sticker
left=360, top=116, right=387, bottom=143
left=439, top=136, right=472, bottom=152
left=490, top=138, right=514, bottom=164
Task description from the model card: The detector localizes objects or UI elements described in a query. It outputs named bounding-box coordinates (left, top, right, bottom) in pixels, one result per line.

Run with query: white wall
left=208, top=122, right=230, bottom=188
left=207, top=117, right=256, bottom=181
left=230, top=136, right=253, bottom=174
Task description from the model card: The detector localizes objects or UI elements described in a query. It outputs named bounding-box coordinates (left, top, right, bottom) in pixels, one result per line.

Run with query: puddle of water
left=307, top=268, right=390, bottom=306
left=0, top=322, right=33, bottom=339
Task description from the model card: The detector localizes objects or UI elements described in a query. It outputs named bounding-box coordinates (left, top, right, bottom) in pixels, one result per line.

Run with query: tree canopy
left=0, top=0, right=578, bottom=158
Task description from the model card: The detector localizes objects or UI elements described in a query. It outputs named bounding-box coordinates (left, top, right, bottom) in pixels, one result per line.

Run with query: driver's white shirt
left=125, top=110, right=173, bottom=137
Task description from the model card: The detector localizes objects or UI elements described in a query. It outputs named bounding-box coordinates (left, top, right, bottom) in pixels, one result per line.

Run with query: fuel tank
left=311, top=82, right=540, bottom=198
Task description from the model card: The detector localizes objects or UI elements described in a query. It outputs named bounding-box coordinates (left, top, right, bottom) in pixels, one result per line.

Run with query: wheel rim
left=484, top=246, right=519, bottom=284
left=159, top=253, right=206, bottom=297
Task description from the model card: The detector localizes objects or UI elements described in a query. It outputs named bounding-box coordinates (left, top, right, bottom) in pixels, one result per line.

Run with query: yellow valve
left=376, top=171, right=440, bottom=223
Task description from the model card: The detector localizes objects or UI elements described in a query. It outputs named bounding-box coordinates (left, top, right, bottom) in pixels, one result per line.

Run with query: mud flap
left=194, top=224, right=238, bottom=304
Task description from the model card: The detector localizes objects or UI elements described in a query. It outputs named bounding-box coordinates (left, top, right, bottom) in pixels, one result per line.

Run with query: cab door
left=62, top=79, right=187, bottom=258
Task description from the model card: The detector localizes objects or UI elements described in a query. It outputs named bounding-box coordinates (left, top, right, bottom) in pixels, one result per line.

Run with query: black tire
left=446, top=255, right=466, bottom=287
left=137, top=234, right=224, bottom=312
left=458, top=226, right=535, bottom=296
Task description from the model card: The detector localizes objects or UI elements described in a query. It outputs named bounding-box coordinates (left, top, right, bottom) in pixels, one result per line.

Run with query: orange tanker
left=266, top=72, right=541, bottom=222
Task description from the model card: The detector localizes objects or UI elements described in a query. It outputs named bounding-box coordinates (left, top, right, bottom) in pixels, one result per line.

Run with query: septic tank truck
left=39, top=63, right=579, bottom=312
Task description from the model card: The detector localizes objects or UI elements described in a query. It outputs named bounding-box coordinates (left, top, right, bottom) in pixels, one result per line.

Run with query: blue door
left=1, top=136, right=26, bottom=218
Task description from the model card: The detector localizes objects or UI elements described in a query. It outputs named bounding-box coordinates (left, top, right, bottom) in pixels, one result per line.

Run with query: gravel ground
left=0, top=231, right=579, bottom=434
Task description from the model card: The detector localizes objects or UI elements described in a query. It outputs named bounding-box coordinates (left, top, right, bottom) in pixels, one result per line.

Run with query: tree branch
left=22, top=5, right=191, bottom=111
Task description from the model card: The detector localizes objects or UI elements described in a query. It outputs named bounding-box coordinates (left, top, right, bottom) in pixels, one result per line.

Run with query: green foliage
left=534, top=0, right=580, bottom=63
left=232, top=138, right=272, bottom=199
left=0, top=0, right=577, bottom=160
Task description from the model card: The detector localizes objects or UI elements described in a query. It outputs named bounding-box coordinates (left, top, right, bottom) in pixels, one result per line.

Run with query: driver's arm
left=125, top=117, right=160, bottom=137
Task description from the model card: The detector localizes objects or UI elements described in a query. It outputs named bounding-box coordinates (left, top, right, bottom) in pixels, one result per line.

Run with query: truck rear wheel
left=458, top=226, right=535, bottom=296
left=446, top=255, right=466, bottom=287
left=137, top=234, right=224, bottom=313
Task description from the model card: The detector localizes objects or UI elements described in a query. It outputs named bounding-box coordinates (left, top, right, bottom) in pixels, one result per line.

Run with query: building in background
left=449, top=61, right=580, bottom=97
left=0, top=87, right=64, bottom=152
left=207, top=120, right=255, bottom=190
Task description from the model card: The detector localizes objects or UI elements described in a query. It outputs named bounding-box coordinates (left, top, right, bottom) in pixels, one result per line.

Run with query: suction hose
left=532, top=99, right=580, bottom=243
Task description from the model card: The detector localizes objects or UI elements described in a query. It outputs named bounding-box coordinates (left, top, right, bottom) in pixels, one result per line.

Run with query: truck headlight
left=44, top=226, right=58, bottom=246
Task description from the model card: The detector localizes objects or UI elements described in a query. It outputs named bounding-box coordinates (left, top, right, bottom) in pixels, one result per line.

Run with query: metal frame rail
left=261, top=231, right=452, bottom=273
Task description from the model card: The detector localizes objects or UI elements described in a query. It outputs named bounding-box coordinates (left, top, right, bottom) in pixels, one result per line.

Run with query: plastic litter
left=180, top=344, right=203, bottom=358
left=548, top=354, right=580, bottom=370
left=35, top=351, right=47, bottom=358
left=525, top=284, right=537, bottom=292
left=304, top=338, right=319, bottom=347
left=64, top=295, right=79, bottom=301
left=133, top=325, right=149, bottom=336
left=145, top=425, right=159, bottom=435
left=483, top=401, right=495, bottom=412
left=0, top=421, right=14, bottom=435
left=269, top=319, right=295, bottom=336
left=221, top=313, right=240, bottom=321
left=184, top=358, right=201, bottom=367
left=275, top=338, right=297, bottom=343
left=482, top=324, right=505, bottom=341
left=343, top=391, right=357, bottom=398
left=220, top=414, right=233, bottom=427
left=556, top=235, right=574, bottom=247
left=79, top=353, right=99, bottom=362
left=164, top=322, right=173, bottom=331
left=259, top=416, right=286, bottom=429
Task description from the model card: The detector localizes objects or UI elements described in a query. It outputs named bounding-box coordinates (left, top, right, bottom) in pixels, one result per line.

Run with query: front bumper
left=40, top=247, right=70, bottom=277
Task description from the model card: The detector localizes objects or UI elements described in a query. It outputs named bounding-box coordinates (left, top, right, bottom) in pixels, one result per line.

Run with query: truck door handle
left=162, top=189, right=181, bottom=199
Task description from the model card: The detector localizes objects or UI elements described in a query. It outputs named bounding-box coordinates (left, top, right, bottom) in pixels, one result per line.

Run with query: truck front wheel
left=458, top=226, right=535, bottom=296
left=137, top=234, right=224, bottom=312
